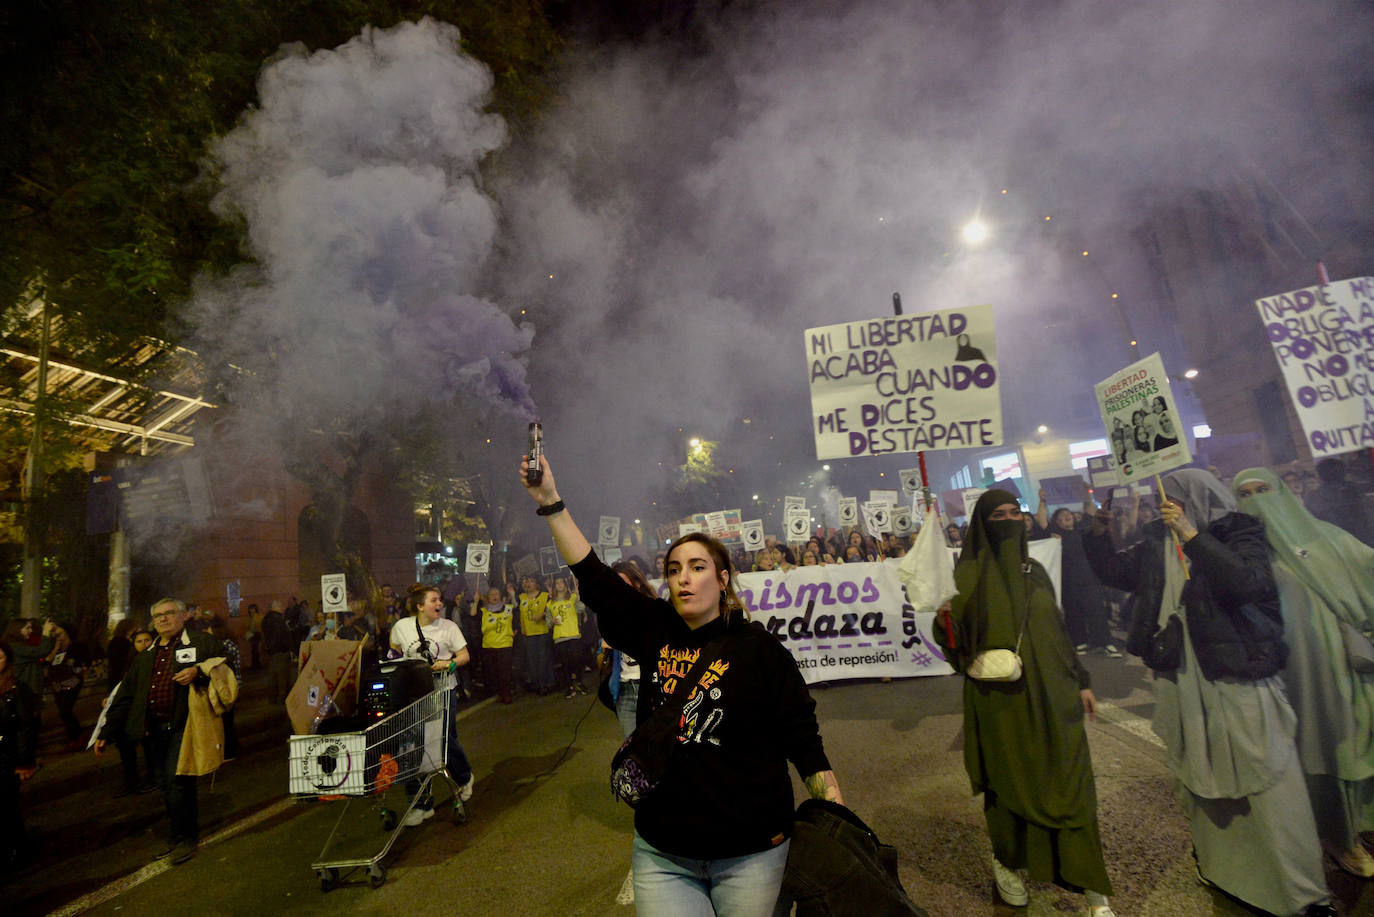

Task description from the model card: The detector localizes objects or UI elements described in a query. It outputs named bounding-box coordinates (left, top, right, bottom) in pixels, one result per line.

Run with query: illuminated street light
left=689, top=437, right=701, bottom=448
left=961, top=218, right=990, bottom=246
left=1037, top=424, right=1048, bottom=434
left=1183, top=368, right=1199, bottom=379
left=821, top=464, right=830, bottom=471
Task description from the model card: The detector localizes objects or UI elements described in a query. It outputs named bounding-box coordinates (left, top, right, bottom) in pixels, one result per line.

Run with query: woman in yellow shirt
left=478, top=586, right=515, bottom=704
left=519, top=575, right=555, bottom=695
left=549, top=577, right=587, bottom=698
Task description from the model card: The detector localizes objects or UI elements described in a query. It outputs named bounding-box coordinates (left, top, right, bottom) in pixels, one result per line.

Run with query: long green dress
left=1234, top=466, right=1374, bottom=849
left=937, top=489, right=1112, bottom=895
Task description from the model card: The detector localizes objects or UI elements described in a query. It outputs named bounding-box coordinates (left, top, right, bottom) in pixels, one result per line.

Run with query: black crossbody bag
left=610, top=637, right=724, bottom=808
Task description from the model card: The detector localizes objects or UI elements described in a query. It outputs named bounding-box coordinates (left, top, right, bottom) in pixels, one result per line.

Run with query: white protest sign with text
left=806, top=304, right=1002, bottom=459
left=784, top=506, right=811, bottom=542
left=1256, top=277, right=1374, bottom=458
left=1094, top=352, right=1192, bottom=482
left=598, top=516, right=621, bottom=547
left=899, top=469, right=922, bottom=495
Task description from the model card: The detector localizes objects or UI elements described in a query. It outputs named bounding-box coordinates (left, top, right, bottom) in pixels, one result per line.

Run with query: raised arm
left=520, top=454, right=592, bottom=566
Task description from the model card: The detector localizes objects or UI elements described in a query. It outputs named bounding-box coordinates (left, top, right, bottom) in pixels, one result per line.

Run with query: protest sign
left=1255, top=277, right=1374, bottom=457
left=805, top=304, right=1002, bottom=459
left=861, top=501, right=892, bottom=534
left=321, top=573, right=347, bottom=614
left=1085, top=455, right=1118, bottom=490
left=602, top=546, right=622, bottom=565
left=870, top=488, right=900, bottom=507
left=1039, top=474, right=1090, bottom=506
left=678, top=522, right=703, bottom=538
left=720, top=508, right=743, bottom=544
left=891, top=504, right=914, bottom=536
left=899, top=468, right=922, bottom=495
left=465, top=543, right=491, bottom=574
left=784, top=495, right=806, bottom=511
left=1095, top=352, right=1192, bottom=482
left=784, top=506, right=811, bottom=542
left=837, top=497, right=858, bottom=526
left=706, top=511, right=728, bottom=539
left=598, top=515, right=620, bottom=547
left=539, top=546, right=559, bottom=576
left=960, top=488, right=987, bottom=520
left=740, top=519, right=765, bottom=552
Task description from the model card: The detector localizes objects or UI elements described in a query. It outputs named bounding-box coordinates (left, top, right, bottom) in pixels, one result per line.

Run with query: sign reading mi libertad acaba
left=805, top=305, right=1002, bottom=460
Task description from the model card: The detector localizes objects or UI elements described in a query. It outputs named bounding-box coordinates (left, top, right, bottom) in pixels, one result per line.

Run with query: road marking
left=1095, top=700, right=1164, bottom=748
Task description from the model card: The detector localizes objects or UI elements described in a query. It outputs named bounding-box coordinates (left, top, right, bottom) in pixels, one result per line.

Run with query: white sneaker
left=403, top=806, right=434, bottom=827
left=616, top=869, right=635, bottom=905
left=1102, top=644, right=1123, bottom=658
left=458, top=773, right=475, bottom=802
left=1087, top=906, right=1116, bottom=917
left=993, top=858, right=1028, bottom=906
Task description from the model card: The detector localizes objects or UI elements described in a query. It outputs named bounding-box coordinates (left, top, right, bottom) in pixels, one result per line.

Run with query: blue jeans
left=616, top=679, right=639, bottom=739
left=632, top=832, right=790, bottom=917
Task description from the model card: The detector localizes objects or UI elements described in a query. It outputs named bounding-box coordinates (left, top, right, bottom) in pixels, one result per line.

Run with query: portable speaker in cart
left=360, top=658, right=433, bottom=719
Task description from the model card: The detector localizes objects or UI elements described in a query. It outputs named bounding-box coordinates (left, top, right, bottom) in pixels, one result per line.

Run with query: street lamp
left=961, top=218, right=990, bottom=246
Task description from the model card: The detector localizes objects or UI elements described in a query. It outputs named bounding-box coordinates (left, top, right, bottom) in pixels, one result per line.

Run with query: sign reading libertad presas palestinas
left=1094, top=352, right=1192, bottom=481
left=1256, top=277, right=1374, bottom=458
left=806, top=304, right=1002, bottom=460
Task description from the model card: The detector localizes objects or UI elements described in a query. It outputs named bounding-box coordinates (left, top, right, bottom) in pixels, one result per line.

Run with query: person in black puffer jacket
left=1083, top=468, right=1335, bottom=917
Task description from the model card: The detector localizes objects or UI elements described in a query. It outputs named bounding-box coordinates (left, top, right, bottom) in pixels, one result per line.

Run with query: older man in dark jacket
left=95, top=598, right=221, bottom=865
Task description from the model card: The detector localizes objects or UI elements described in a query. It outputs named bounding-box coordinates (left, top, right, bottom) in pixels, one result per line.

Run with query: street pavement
left=6, top=652, right=1374, bottom=916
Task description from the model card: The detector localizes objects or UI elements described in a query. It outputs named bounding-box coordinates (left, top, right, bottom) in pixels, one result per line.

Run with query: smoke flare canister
left=526, top=422, right=544, bottom=485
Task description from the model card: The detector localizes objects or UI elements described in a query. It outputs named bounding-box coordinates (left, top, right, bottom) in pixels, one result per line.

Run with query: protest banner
left=1094, top=352, right=1192, bottom=482
left=1255, top=277, right=1374, bottom=458
left=598, top=515, right=620, bottom=547
left=837, top=496, right=858, bottom=526
left=805, top=304, right=1002, bottom=459
left=740, top=519, right=765, bottom=552
left=1039, top=474, right=1090, bottom=506
left=639, top=542, right=1059, bottom=685
left=465, top=543, right=491, bottom=574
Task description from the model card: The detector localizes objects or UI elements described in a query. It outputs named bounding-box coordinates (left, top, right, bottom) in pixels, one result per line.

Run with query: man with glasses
left=94, top=598, right=222, bottom=864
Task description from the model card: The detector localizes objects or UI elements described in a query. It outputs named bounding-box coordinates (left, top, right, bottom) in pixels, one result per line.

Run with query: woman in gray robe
left=1234, top=466, right=1374, bottom=877
left=1084, top=469, right=1334, bottom=916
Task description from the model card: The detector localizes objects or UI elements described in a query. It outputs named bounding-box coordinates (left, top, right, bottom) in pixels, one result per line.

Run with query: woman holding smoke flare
left=1083, top=469, right=1336, bottom=917
left=1232, top=467, right=1374, bottom=880
left=934, top=490, right=1116, bottom=917
left=521, top=451, right=841, bottom=917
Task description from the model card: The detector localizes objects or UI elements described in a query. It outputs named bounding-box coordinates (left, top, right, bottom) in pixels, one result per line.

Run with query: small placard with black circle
left=598, top=516, right=621, bottom=547
left=899, top=469, right=922, bottom=495
left=891, top=505, right=914, bottom=535
left=784, top=506, right=810, bottom=542
left=288, top=733, right=366, bottom=796
left=465, top=543, right=491, bottom=574
left=861, top=501, right=893, bottom=534
left=740, top=519, right=764, bottom=551
left=837, top=497, right=858, bottom=526
left=320, top=573, right=348, bottom=615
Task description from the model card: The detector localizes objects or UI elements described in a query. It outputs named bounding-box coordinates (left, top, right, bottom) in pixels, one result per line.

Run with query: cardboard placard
left=287, top=640, right=365, bottom=735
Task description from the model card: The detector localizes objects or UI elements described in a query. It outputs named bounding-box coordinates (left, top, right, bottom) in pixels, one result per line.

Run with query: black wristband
left=536, top=500, right=566, bottom=517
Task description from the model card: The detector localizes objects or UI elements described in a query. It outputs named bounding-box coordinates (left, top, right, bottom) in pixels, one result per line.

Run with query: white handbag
left=965, top=646, right=1022, bottom=682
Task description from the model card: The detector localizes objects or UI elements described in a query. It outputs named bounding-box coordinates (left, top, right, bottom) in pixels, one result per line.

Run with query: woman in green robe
left=935, top=489, right=1115, bottom=916
left=1234, top=467, right=1374, bottom=877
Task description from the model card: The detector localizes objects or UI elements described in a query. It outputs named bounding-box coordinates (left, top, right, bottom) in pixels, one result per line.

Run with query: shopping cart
left=288, top=672, right=459, bottom=890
